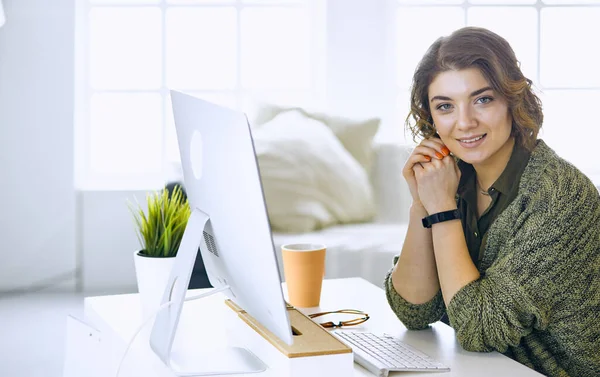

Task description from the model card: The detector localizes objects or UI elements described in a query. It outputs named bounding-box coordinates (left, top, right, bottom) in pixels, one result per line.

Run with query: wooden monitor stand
left=224, top=299, right=352, bottom=358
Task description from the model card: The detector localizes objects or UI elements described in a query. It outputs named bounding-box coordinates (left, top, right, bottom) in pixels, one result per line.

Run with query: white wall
left=0, top=0, right=76, bottom=292
left=80, top=190, right=147, bottom=294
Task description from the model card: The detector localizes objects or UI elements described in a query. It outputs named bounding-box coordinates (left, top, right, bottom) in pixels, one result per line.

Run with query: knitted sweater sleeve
left=384, top=256, right=446, bottom=330
left=446, top=168, right=600, bottom=354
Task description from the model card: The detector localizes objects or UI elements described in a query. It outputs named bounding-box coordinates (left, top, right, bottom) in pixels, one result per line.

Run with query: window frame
left=75, top=0, right=326, bottom=190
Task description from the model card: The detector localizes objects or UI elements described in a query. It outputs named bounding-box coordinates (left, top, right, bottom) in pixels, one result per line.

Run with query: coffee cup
left=281, top=243, right=326, bottom=308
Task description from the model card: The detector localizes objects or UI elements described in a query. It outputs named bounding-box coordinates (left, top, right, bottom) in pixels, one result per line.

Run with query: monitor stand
left=149, top=209, right=267, bottom=376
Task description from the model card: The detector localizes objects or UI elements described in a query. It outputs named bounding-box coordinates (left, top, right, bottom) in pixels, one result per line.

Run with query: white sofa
left=271, top=141, right=412, bottom=287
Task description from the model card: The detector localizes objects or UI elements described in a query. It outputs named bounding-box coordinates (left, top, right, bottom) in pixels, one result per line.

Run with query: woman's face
left=428, top=68, right=514, bottom=167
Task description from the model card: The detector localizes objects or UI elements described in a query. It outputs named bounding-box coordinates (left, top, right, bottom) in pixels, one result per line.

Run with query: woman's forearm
left=391, top=203, right=441, bottom=304
left=430, top=219, right=480, bottom=306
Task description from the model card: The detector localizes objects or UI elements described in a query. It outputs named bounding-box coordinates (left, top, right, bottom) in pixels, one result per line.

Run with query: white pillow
left=252, top=103, right=380, bottom=173
left=253, top=110, right=376, bottom=233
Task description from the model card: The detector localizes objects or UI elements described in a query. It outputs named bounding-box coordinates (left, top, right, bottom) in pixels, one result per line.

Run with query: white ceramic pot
left=133, top=250, right=176, bottom=319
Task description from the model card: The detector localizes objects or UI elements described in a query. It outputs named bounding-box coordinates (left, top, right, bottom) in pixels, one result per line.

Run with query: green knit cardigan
left=384, top=140, right=600, bottom=377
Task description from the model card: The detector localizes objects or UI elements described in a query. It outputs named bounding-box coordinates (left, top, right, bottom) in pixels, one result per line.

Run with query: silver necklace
left=477, top=181, right=491, bottom=196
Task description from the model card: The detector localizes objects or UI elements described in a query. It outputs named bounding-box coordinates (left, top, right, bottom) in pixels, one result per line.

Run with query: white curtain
left=0, top=0, right=5, bottom=28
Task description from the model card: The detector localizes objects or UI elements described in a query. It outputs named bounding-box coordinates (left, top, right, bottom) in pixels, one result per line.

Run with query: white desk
left=63, top=278, right=543, bottom=377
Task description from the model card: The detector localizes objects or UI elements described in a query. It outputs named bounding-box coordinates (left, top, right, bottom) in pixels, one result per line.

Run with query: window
left=396, top=0, right=600, bottom=181
left=76, top=0, right=325, bottom=189
left=77, top=1, right=600, bottom=188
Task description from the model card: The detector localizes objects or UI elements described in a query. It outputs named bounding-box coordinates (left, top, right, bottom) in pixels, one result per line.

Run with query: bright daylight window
left=76, top=0, right=325, bottom=190
left=77, top=0, right=600, bottom=189
left=396, top=0, right=600, bottom=182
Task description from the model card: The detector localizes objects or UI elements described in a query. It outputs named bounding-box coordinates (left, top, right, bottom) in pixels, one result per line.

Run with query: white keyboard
left=333, top=331, right=450, bottom=377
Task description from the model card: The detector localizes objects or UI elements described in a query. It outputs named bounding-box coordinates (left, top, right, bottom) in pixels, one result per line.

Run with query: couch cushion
left=253, top=110, right=375, bottom=233
left=272, top=223, right=409, bottom=287
left=252, top=102, right=380, bottom=173
left=370, top=142, right=413, bottom=224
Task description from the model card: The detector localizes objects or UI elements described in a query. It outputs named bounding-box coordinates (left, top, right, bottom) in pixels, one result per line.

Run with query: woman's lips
left=457, top=134, right=486, bottom=149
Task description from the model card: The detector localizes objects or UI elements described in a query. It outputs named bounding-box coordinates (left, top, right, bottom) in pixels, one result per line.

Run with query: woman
left=385, top=27, right=600, bottom=377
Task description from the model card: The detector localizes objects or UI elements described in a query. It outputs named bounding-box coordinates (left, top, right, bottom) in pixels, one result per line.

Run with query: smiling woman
left=385, top=26, right=600, bottom=377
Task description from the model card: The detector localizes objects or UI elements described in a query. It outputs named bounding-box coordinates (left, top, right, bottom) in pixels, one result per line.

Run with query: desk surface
left=82, top=278, right=542, bottom=377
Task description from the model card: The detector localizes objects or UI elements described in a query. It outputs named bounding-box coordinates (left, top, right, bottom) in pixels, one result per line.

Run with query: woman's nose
left=456, top=106, right=477, bottom=130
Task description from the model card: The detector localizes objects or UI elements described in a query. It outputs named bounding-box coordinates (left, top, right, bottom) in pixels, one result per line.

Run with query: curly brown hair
left=406, top=27, right=543, bottom=151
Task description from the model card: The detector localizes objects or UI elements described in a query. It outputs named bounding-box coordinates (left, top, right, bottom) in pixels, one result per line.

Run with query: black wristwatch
left=422, top=209, right=461, bottom=228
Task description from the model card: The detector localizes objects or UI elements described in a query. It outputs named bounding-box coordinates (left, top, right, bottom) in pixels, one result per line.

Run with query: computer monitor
left=149, top=90, right=293, bottom=375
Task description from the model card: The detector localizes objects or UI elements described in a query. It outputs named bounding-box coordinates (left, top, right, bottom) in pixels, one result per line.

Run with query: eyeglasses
left=308, top=309, right=370, bottom=329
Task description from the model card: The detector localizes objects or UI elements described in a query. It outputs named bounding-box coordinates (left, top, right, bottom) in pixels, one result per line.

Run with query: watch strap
left=422, top=209, right=460, bottom=228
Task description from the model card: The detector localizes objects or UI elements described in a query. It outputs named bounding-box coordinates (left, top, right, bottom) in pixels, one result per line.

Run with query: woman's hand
left=402, top=138, right=451, bottom=207
left=413, top=153, right=461, bottom=215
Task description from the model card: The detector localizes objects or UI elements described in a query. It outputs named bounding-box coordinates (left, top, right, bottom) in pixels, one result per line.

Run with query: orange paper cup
left=281, top=243, right=326, bottom=308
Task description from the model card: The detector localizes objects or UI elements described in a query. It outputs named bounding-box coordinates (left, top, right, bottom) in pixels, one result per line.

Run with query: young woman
left=385, top=27, right=600, bottom=377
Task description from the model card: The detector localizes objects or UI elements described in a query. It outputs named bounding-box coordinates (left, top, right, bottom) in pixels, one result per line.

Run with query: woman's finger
left=406, top=152, right=433, bottom=167
left=418, top=157, right=442, bottom=173
left=413, top=145, right=445, bottom=160
left=412, top=161, right=425, bottom=174
left=418, top=139, right=451, bottom=158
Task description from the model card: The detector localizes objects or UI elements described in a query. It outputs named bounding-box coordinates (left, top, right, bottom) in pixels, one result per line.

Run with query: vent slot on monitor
left=203, top=231, right=219, bottom=257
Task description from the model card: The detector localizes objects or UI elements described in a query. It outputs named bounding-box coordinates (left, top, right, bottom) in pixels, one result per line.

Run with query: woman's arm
left=412, top=153, right=480, bottom=305
left=393, top=138, right=450, bottom=303
left=385, top=201, right=446, bottom=330
left=426, top=201, right=481, bottom=305
left=391, top=202, right=440, bottom=304
left=385, top=139, right=450, bottom=329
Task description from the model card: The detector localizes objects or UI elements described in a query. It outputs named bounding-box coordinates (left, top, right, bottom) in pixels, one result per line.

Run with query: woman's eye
left=477, top=96, right=493, bottom=104
left=437, top=103, right=452, bottom=111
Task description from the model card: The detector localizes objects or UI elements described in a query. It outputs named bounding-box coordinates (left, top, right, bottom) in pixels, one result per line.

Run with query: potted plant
left=128, top=185, right=191, bottom=317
